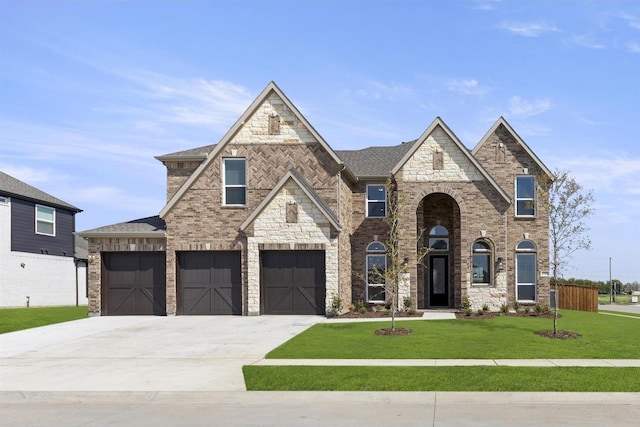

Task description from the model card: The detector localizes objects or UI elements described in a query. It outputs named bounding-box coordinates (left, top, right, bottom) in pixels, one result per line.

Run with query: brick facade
left=83, top=83, right=552, bottom=316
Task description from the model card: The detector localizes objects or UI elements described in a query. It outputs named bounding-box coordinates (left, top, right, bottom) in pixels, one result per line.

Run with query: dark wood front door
left=261, top=250, right=325, bottom=315
left=429, top=255, right=449, bottom=307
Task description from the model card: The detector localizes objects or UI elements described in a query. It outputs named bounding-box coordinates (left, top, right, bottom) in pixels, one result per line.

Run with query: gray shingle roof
left=77, top=216, right=166, bottom=237
left=155, top=144, right=217, bottom=161
left=335, top=140, right=417, bottom=178
left=0, top=171, right=81, bottom=212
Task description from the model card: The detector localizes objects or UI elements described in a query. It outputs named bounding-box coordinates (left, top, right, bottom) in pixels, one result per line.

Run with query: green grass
left=267, top=310, right=640, bottom=359
left=598, top=294, right=634, bottom=305
left=0, top=306, right=88, bottom=334
left=243, top=366, right=640, bottom=391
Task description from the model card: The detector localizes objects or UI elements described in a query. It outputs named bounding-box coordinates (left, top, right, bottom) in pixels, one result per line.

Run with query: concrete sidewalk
left=254, top=358, right=640, bottom=367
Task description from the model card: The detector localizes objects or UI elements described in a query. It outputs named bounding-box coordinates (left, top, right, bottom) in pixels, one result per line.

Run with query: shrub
left=513, top=301, right=521, bottom=312
left=464, top=308, right=473, bottom=316
left=500, top=303, right=509, bottom=315
left=356, top=300, right=367, bottom=314
left=535, top=304, right=543, bottom=314
left=403, top=297, right=413, bottom=312
left=482, top=303, right=489, bottom=313
left=477, top=308, right=485, bottom=316
left=461, top=297, right=471, bottom=311
left=524, top=306, right=530, bottom=314
left=328, top=294, right=343, bottom=317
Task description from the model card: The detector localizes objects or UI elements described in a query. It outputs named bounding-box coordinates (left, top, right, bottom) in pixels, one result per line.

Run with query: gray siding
left=11, top=198, right=75, bottom=257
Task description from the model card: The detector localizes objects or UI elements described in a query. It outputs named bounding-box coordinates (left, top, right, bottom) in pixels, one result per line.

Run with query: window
left=366, top=184, right=386, bottom=218
left=428, top=225, right=449, bottom=251
left=515, top=175, right=536, bottom=217
left=0, top=196, right=8, bottom=205
left=35, top=205, right=55, bottom=236
left=472, top=241, right=492, bottom=285
left=516, top=240, right=537, bottom=301
left=223, top=158, right=246, bottom=206
left=366, top=241, right=386, bottom=303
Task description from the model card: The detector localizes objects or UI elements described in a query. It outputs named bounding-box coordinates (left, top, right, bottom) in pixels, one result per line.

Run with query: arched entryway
left=417, top=193, right=461, bottom=309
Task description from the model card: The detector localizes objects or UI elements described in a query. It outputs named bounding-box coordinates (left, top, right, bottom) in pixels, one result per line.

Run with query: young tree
left=369, top=177, right=429, bottom=332
left=545, top=169, right=595, bottom=334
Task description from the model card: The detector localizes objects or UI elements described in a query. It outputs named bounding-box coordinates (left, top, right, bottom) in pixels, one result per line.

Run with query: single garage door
left=261, top=250, right=325, bottom=315
left=102, top=252, right=166, bottom=315
left=177, top=251, right=242, bottom=315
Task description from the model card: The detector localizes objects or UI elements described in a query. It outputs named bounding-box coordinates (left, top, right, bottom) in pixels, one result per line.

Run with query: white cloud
left=351, top=81, right=412, bottom=101
left=625, top=40, right=640, bottom=53
left=619, top=12, right=640, bottom=30
left=447, top=79, right=489, bottom=96
left=569, top=34, right=606, bottom=50
left=72, top=185, right=164, bottom=213
left=499, top=21, right=559, bottom=37
left=0, top=165, right=64, bottom=185
left=508, top=96, right=552, bottom=118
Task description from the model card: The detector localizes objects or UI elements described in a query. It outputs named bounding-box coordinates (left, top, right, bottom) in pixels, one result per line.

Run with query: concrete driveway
left=0, top=315, right=323, bottom=392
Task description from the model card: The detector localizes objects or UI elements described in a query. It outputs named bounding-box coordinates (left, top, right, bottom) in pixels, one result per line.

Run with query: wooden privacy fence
left=554, top=284, right=598, bottom=312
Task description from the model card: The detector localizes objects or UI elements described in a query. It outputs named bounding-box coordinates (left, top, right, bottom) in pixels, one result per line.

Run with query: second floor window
left=223, top=158, right=246, bottom=206
left=515, top=175, right=536, bottom=217
left=35, top=205, right=55, bottom=236
left=366, top=184, right=386, bottom=218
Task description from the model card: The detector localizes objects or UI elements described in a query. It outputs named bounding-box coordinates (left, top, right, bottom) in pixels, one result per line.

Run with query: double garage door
left=102, top=250, right=325, bottom=315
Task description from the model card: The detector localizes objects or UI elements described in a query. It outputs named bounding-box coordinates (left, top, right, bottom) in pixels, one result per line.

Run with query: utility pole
left=609, top=257, right=613, bottom=304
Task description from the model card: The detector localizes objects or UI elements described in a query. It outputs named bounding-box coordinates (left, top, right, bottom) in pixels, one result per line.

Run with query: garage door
left=102, top=252, right=166, bottom=315
left=261, top=250, right=325, bottom=315
left=177, top=251, right=242, bottom=315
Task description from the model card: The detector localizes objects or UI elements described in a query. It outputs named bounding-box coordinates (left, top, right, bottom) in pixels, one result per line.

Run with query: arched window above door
left=428, top=226, right=449, bottom=251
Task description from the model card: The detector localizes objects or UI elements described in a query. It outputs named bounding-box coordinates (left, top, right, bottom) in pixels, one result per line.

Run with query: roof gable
left=0, top=171, right=81, bottom=212
left=391, top=118, right=512, bottom=203
left=240, top=168, right=341, bottom=232
left=472, top=116, right=554, bottom=179
left=159, top=81, right=352, bottom=218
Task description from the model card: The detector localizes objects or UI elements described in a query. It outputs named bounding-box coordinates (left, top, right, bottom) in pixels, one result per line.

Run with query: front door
left=429, top=255, right=449, bottom=307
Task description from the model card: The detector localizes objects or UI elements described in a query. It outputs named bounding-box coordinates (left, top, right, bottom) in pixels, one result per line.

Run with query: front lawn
left=598, top=294, right=634, bottom=305
left=243, top=366, right=640, bottom=392
left=0, top=306, right=88, bottom=334
left=267, top=310, right=640, bottom=359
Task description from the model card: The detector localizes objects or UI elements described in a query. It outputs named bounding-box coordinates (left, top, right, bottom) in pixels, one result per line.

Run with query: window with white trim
left=428, top=225, right=449, bottom=251
left=516, top=240, right=537, bottom=301
left=515, top=175, right=536, bottom=217
left=366, top=241, right=386, bottom=303
left=366, top=184, right=386, bottom=218
left=0, top=196, right=8, bottom=205
left=472, top=241, right=492, bottom=285
left=35, top=205, right=55, bottom=236
left=223, top=158, right=246, bottom=206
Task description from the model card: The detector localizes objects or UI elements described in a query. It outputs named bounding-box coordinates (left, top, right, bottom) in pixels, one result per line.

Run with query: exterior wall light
left=497, top=257, right=505, bottom=271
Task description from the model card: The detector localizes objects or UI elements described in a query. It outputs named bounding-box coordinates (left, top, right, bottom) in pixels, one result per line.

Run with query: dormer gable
left=159, top=81, right=354, bottom=218
left=391, top=117, right=511, bottom=203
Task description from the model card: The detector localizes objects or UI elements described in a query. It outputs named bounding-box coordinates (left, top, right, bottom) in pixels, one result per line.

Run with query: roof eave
left=155, top=155, right=207, bottom=163
left=75, top=231, right=167, bottom=239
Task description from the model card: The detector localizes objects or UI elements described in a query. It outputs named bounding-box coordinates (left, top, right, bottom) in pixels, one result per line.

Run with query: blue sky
left=1, top=1, right=638, bottom=283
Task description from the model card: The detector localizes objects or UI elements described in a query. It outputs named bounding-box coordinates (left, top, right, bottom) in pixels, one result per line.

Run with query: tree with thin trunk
left=542, top=169, right=595, bottom=335
left=369, top=177, right=429, bottom=332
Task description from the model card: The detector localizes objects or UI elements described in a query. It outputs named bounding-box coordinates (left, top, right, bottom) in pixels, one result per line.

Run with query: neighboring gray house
left=80, top=82, right=553, bottom=317
left=0, top=171, right=84, bottom=307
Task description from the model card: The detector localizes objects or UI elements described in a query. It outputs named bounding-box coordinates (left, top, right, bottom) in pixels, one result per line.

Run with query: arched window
left=516, top=240, right=537, bottom=301
left=472, top=241, right=492, bottom=285
left=366, top=242, right=386, bottom=303
left=428, top=226, right=449, bottom=251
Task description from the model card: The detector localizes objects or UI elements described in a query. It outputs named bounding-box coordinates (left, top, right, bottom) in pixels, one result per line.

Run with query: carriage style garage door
left=102, top=252, right=167, bottom=316
left=177, top=251, right=242, bottom=315
left=261, top=250, right=326, bottom=315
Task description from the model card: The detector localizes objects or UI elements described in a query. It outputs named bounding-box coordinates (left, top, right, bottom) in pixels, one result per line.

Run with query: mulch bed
left=455, top=311, right=559, bottom=319
left=535, top=330, right=581, bottom=339
left=336, top=311, right=422, bottom=319
left=375, top=327, right=413, bottom=336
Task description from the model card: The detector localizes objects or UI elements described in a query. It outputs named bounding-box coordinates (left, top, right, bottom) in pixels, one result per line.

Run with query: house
left=79, top=81, right=553, bottom=316
left=0, top=171, right=84, bottom=307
